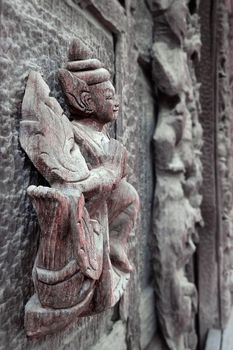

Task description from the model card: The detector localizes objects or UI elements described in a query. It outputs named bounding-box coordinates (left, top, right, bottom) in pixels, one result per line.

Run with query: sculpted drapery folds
left=20, top=40, right=139, bottom=337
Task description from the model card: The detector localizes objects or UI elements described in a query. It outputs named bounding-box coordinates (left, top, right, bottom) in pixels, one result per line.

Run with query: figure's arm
left=54, top=138, right=128, bottom=196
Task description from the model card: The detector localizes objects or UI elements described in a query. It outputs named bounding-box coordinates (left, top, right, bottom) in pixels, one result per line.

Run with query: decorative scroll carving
left=148, top=1, right=202, bottom=349
left=20, top=39, right=139, bottom=337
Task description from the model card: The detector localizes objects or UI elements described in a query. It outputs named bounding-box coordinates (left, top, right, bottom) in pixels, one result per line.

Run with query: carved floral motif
left=20, top=39, right=139, bottom=337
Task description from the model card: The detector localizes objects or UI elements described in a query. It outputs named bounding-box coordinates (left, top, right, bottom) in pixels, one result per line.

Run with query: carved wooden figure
left=20, top=39, right=139, bottom=337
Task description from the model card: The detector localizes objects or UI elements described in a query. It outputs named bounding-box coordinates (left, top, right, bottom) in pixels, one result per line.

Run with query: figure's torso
left=72, top=120, right=110, bottom=169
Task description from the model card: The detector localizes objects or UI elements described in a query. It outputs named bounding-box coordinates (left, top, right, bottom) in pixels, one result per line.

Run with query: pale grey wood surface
left=205, top=307, right=233, bottom=350
left=139, top=286, right=157, bottom=349
left=205, top=329, right=221, bottom=350
left=222, top=307, right=233, bottom=350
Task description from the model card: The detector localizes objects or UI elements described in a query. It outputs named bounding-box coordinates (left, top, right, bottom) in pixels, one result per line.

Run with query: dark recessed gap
left=111, top=302, right=120, bottom=322
left=188, top=0, right=197, bottom=14
left=118, top=0, right=125, bottom=7
left=137, top=54, right=153, bottom=83
left=157, top=91, right=180, bottom=109
left=191, top=51, right=198, bottom=62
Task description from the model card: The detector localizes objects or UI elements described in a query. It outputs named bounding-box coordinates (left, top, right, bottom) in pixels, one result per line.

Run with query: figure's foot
left=109, top=239, right=133, bottom=273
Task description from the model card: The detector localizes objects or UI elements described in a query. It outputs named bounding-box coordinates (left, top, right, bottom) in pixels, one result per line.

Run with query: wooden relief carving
left=20, top=40, right=139, bottom=337
left=148, top=0, right=202, bottom=349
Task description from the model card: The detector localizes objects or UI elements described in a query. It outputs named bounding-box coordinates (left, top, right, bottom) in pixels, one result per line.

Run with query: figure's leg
left=107, top=179, right=139, bottom=272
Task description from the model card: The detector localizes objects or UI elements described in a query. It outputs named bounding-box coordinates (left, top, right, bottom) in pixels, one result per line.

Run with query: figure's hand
left=27, top=185, right=82, bottom=203
left=57, top=139, right=128, bottom=196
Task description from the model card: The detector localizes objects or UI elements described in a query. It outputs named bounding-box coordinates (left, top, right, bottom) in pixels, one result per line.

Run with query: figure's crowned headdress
left=59, top=39, right=111, bottom=117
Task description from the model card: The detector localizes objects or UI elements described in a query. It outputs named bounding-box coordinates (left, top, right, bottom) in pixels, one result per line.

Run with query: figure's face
left=90, top=81, right=119, bottom=123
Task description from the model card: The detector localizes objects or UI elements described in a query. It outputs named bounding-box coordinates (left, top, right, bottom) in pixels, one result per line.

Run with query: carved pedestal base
left=25, top=290, right=94, bottom=337
left=25, top=267, right=130, bottom=337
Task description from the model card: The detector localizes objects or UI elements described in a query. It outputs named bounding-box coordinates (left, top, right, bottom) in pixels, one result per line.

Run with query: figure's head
left=89, top=81, right=119, bottom=123
left=58, top=41, right=119, bottom=124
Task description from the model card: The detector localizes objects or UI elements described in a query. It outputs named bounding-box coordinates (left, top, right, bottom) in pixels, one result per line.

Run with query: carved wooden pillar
left=196, top=0, right=220, bottom=346
left=215, top=0, right=233, bottom=329
left=148, top=1, right=203, bottom=349
left=197, top=0, right=233, bottom=346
